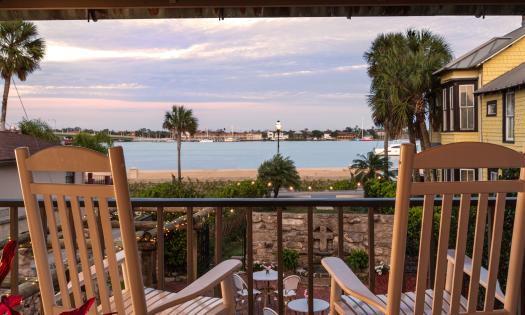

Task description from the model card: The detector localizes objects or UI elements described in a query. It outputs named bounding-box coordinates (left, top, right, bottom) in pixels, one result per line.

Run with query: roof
left=435, top=26, right=525, bottom=75
left=0, top=1, right=524, bottom=19
left=474, top=62, right=525, bottom=94
left=0, top=131, right=57, bottom=166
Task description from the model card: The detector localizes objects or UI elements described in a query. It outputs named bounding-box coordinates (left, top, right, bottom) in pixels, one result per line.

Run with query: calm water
left=115, top=140, right=385, bottom=170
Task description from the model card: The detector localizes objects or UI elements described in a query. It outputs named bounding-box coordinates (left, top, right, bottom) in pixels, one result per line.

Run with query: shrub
left=364, top=178, right=396, bottom=198
left=346, top=248, right=369, bottom=271
left=282, top=249, right=300, bottom=271
left=165, top=228, right=187, bottom=272
left=212, top=180, right=267, bottom=198
left=130, top=181, right=202, bottom=198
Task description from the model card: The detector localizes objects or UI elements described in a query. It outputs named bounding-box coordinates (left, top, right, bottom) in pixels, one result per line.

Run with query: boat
left=199, top=139, right=214, bottom=143
left=359, top=136, right=374, bottom=141
left=374, top=143, right=402, bottom=156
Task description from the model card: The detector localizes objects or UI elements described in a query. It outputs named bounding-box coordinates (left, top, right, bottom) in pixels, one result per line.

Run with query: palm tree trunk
left=177, top=133, right=182, bottom=182
left=383, top=127, right=389, bottom=177
left=0, top=75, right=11, bottom=131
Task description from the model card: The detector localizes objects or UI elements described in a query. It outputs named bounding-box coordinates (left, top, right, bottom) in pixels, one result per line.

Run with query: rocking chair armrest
left=322, top=257, right=387, bottom=313
left=446, top=250, right=505, bottom=303
left=147, top=259, right=242, bottom=314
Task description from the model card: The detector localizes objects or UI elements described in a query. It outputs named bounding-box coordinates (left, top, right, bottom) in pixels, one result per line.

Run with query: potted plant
left=374, top=261, right=390, bottom=294
left=346, top=248, right=369, bottom=282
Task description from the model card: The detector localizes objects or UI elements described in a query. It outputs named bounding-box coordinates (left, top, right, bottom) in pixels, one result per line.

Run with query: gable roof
left=0, top=131, right=57, bottom=166
left=474, top=62, right=525, bottom=94
left=435, top=26, right=525, bottom=75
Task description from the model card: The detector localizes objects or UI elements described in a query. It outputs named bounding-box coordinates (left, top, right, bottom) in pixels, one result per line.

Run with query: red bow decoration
left=0, top=240, right=22, bottom=315
left=58, top=297, right=117, bottom=315
left=59, top=298, right=95, bottom=315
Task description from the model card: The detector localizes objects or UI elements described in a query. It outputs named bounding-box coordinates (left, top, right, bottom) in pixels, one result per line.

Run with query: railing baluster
left=246, top=207, right=254, bottom=315
left=277, top=207, right=284, bottom=315
left=368, top=206, right=375, bottom=293
left=308, top=206, right=314, bottom=315
left=337, top=206, right=344, bottom=259
left=215, top=207, right=223, bottom=265
left=9, top=206, right=18, bottom=295
left=187, top=206, right=196, bottom=283
left=156, top=206, right=165, bottom=290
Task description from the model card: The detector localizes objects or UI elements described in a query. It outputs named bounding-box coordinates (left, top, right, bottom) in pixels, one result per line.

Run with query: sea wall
left=252, top=211, right=394, bottom=266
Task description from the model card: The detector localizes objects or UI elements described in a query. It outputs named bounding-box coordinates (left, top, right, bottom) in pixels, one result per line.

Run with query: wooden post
left=368, top=207, right=375, bottom=293
left=156, top=206, right=165, bottom=290
left=186, top=207, right=196, bottom=283
left=246, top=208, right=254, bottom=315
left=9, top=206, right=18, bottom=295
left=215, top=207, right=223, bottom=265
left=308, top=206, right=314, bottom=314
left=277, top=207, right=284, bottom=315
left=337, top=206, right=344, bottom=259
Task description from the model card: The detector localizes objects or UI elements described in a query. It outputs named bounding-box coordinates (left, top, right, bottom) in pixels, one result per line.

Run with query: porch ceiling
left=0, top=0, right=524, bottom=20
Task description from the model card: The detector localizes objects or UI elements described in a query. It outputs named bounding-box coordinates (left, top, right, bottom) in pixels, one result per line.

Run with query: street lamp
left=275, top=120, right=282, bottom=154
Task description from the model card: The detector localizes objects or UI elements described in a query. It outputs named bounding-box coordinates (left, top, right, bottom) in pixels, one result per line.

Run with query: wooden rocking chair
left=15, top=146, right=241, bottom=314
left=322, top=142, right=525, bottom=315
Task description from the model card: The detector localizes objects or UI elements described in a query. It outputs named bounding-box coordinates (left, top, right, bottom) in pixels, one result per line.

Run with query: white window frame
left=459, top=85, right=475, bottom=130
left=505, top=91, right=515, bottom=142
left=449, top=86, right=454, bottom=131
left=490, top=171, right=499, bottom=181
left=442, top=89, right=448, bottom=131
left=460, top=168, right=475, bottom=182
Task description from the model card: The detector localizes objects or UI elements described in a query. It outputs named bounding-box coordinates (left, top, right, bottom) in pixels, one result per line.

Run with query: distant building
left=434, top=23, right=525, bottom=180
left=267, top=131, right=289, bottom=141
left=0, top=131, right=82, bottom=199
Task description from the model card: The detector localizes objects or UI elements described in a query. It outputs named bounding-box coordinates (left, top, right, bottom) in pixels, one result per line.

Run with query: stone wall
left=252, top=211, right=393, bottom=266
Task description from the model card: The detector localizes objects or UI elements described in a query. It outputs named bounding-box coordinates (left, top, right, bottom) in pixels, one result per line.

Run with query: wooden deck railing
left=0, top=197, right=521, bottom=315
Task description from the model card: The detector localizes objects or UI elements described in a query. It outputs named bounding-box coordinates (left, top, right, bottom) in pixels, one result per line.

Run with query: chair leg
left=330, top=277, right=342, bottom=315
left=221, top=275, right=236, bottom=315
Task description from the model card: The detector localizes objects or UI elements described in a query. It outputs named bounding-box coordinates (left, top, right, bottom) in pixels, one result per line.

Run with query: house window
left=505, top=92, right=515, bottom=142
left=460, top=169, right=475, bottom=182
left=442, top=89, right=448, bottom=131
left=459, top=85, right=475, bottom=130
left=487, top=100, right=497, bottom=116
left=490, top=170, right=499, bottom=181
left=449, top=86, right=454, bottom=131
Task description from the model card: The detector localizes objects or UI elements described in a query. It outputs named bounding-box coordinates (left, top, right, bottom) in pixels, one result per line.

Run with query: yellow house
left=433, top=23, right=525, bottom=180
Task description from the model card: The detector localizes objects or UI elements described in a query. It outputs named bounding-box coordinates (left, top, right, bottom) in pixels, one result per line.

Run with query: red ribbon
left=0, top=295, right=22, bottom=315
left=59, top=298, right=117, bottom=315
left=0, top=240, right=17, bottom=285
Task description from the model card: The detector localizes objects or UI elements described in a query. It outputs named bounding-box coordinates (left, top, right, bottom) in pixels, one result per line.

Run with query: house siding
left=440, top=70, right=479, bottom=83
left=440, top=132, right=479, bottom=144
left=480, top=89, right=525, bottom=151
left=482, top=36, right=525, bottom=85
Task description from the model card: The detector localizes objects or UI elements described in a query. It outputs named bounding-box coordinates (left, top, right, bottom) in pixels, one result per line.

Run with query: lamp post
left=275, top=120, right=282, bottom=154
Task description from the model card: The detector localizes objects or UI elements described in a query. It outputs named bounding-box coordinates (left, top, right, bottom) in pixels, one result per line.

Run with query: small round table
left=253, top=270, right=278, bottom=307
left=287, top=298, right=330, bottom=314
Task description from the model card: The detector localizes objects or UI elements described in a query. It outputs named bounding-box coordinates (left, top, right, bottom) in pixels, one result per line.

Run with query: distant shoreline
left=127, top=167, right=350, bottom=182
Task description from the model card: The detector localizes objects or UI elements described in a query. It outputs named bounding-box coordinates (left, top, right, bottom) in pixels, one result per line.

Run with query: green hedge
left=364, top=178, right=396, bottom=198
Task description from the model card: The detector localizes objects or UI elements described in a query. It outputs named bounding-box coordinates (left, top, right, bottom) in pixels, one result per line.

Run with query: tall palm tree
left=403, top=29, right=452, bottom=151
left=163, top=105, right=198, bottom=182
left=0, top=21, right=45, bottom=130
left=350, top=150, right=391, bottom=184
left=364, top=33, right=406, bottom=175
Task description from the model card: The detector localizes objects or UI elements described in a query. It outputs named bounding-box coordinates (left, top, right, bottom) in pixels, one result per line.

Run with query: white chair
left=16, top=146, right=241, bottom=314
left=322, top=142, right=525, bottom=315
left=233, top=273, right=261, bottom=311
left=263, top=307, right=278, bottom=315
left=274, top=275, right=301, bottom=301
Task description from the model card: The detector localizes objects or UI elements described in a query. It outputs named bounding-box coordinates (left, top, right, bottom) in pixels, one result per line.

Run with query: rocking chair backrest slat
left=413, top=194, right=434, bottom=315
left=484, top=193, right=506, bottom=311
left=15, top=146, right=148, bottom=315
left=388, top=142, right=525, bottom=315
left=431, top=194, right=453, bottom=315
left=449, top=194, right=471, bottom=314
left=467, top=193, right=489, bottom=313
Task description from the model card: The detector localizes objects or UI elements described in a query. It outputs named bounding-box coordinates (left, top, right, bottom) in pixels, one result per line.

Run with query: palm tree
left=403, top=29, right=452, bottom=151
left=257, top=154, right=300, bottom=198
left=18, top=118, right=60, bottom=144
left=364, top=33, right=406, bottom=175
left=163, top=105, right=198, bottom=182
left=0, top=21, right=45, bottom=131
left=350, top=151, right=391, bottom=184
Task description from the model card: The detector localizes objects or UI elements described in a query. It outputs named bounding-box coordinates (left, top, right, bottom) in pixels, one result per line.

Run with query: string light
left=267, top=182, right=272, bottom=187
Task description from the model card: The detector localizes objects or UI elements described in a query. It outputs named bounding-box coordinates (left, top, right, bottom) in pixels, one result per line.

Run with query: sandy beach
left=127, top=167, right=350, bottom=182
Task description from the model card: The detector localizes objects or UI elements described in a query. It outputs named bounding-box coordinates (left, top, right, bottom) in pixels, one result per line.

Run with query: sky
left=4, top=16, right=523, bottom=131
